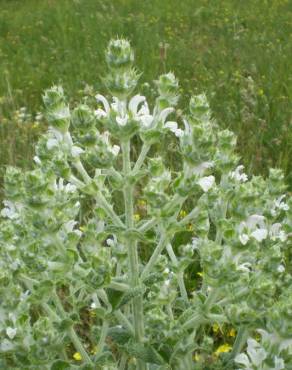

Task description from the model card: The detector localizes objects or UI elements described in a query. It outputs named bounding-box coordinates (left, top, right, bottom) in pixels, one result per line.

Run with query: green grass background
left=0, top=0, right=291, bottom=186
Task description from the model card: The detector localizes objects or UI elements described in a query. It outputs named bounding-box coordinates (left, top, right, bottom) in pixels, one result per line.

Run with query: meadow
left=0, top=0, right=291, bottom=188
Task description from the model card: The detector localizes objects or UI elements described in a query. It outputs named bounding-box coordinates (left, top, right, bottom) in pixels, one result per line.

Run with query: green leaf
left=51, top=360, right=71, bottom=370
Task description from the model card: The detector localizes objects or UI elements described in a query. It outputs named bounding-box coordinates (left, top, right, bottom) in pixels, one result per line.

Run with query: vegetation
left=0, top=0, right=291, bottom=188
left=0, top=37, right=291, bottom=369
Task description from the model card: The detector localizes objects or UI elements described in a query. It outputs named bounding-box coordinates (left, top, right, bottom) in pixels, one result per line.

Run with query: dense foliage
left=0, top=39, right=291, bottom=369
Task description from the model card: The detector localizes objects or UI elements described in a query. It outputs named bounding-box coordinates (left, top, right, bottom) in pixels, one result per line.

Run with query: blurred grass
left=0, top=0, right=291, bottom=186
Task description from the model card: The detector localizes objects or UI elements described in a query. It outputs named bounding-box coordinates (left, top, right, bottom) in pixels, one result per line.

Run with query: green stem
left=52, top=292, right=93, bottom=365
left=138, top=217, right=157, bottom=233
left=97, top=193, right=125, bottom=228
left=74, top=159, right=92, bottom=184
left=182, top=314, right=201, bottom=330
left=107, top=281, right=130, bottom=292
left=178, top=207, right=200, bottom=227
left=121, top=140, right=146, bottom=370
left=166, top=243, right=188, bottom=301
left=114, top=311, right=134, bottom=335
left=95, top=319, right=109, bottom=356
left=204, top=289, right=220, bottom=310
left=133, top=143, right=150, bottom=172
left=141, top=233, right=168, bottom=281
left=229, top=327, right=248, bottom=360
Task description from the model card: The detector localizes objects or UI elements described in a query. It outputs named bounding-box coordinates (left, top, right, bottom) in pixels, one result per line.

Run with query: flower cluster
left=0, top=39, right=291, bottom=370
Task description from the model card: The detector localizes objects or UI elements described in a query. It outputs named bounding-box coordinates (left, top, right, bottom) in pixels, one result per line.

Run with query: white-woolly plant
left=0, top=39, right=291, bottom=370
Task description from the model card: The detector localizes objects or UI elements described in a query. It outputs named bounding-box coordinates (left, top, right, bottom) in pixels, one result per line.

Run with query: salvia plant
left=0, top=39, right=291, bottom=370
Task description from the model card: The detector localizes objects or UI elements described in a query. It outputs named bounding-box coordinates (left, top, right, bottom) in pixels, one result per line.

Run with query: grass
left=0, top=0, right=291, bottom=186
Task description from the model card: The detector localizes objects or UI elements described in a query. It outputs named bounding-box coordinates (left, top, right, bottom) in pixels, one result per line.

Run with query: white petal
left=235, top=353, right=251, bottom=367
left=246, top=215, right=265, bottom=229
left=159, top=107, right=174, bottom=123
left=129, top=95, right=146, bottom=115
left=164, top=121, right=177, bottom=131
left=192, top=161, right=214, bottom=176
left=197, top=176, right=215, bottom=192
left=111, top=145, right=120, bottom=156
left=277, top=265, right=285, bottom=273
left=174, top=128, right=184, bottom=137
left=46, top=138, right=58, bottom=150
left=95, top=94, right=110, bottom=114
left=251, top=228, right=268, bottom=242
left=94, top=108, right=107, bottom=119
left=33, top=156, right=42, bottom=165
left=116, top=115, right=128, bottom=126
left=138, top=102, right=150, bottom=116
left=71, top=146, right=84, bottom=158
left=65, top=183, right=77, bottom=193
left=239, top=233, right=249, bottom=245
left=140, top=114, right=153, bottom=128
left=6, top=327, right=17, bottom=340
left=63, top=220, right=77, bottom=233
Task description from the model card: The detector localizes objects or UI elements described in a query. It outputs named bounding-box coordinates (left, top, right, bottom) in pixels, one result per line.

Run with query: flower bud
left=105, top=39, right=134, bottom=70
left=43, top=86, right=70, bottom=133
left=189, top=94, right=210, bottom=116
left=155, top=72, right=179, bottom=107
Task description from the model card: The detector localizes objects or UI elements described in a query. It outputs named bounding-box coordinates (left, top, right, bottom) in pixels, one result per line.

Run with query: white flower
left=192, top=161, right=214, bottom=176
left=53, top=179, right=76, bottom=193
left=270, top=223, right=287, bottom=242
left=230, top=165, right=248, bottom=182
left=63, top=220, right=78, bottom=233
left=277, top=264, right=285, bottom=273
left=158, top=107, right=173, bottom=122
left=239, top=214, right=268, bottom=244
left=95, top=94, right=110, bottom=118
left=271, top=195, right=289, bottom=216
left=250, top=228, right=268, bottom=242
left=6, top=327, right=17, bottom=340
left=33, top=156, right=42, bottom=165
left=71, top=146, right=84, bottom=158
left=110, top=145, right=120, bottom=156
left=197, top=176, right=215, bottom=192
left=46, top=138, right=59, bottom=150
left=129, top=95, right=146, bottom=115
left=1, top=201, right=21, bottom=220
left=239, top=233, right=249, bottom=245
left=90, top=302, right=97, bottom=309
left=237, top=262, right=252, bottom=272
left=164, top=121, right=184, bottom=137
left=246, top=215, right=266, bottom=229
left=116, top=114, right=128, bottom=126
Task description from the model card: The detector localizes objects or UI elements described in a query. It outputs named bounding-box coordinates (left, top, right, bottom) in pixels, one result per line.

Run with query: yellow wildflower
left=214, top=343, right=232, bottom=356
left=89, top=310, right=96, bottom=318
left=197, top=272, right=203, bottom=277
left=179, top=209, right=187, bottom=219
left=212, top=323, right=220, bottom=334
left=90, top=346, right=98, bottom=355
left=133, top=213, right=141, bottom=222
left=73, top=352, right=82, bottom=361
left=193, top=353, right=201, bottom=361
left=137, top=199, right=147, bottom=207
left=228, top=328, right=236, bottom=337
left=187, top=223, right=193, bottom=231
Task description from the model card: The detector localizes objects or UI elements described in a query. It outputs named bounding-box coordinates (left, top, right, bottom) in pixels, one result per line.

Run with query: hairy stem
left=122, top=140, right=146, bottom=370
left=229, top=327, right=249, bottom=360
left=51, top=292, right=93, bottom=365
left=166, top=243, right=188, bottom=301
left=133, top=143, right=150, bottom=172
left=141, top=233, right=168, bottom=281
